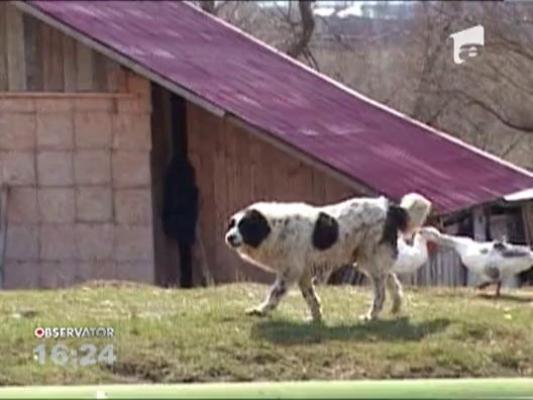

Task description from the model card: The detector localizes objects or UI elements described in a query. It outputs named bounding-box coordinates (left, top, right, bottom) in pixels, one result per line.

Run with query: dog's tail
left=399, top=193, right=432, bottom=234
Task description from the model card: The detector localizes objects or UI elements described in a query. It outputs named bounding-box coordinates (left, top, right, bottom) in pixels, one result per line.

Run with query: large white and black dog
left=225, top=193, right=431, bottom=322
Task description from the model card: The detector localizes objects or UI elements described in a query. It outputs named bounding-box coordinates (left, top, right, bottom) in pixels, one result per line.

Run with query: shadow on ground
left=476, top=293, right=533, bottom=303
left=251, top=317, right=451, bottom=345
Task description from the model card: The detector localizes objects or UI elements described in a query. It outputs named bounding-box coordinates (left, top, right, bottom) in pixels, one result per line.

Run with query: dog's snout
left=227, top=233, right=241, bottom=248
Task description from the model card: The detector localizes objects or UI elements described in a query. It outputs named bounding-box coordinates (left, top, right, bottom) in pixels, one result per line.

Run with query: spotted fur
left=225, top=193, right=432, bottom=322
left=312, top=212, right=339, bottom=250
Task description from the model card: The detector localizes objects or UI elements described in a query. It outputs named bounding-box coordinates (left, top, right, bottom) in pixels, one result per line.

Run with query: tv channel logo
left=449, top=25, right=484, bottom=65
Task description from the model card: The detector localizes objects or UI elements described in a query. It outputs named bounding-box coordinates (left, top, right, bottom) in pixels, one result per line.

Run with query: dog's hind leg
left=386, top=272, right=403, bottom=315
left=246, top=275, right=290, bottom=317
left=360, top=273, right=386, bottom=321
left=298, top=273, right=322, bottom=323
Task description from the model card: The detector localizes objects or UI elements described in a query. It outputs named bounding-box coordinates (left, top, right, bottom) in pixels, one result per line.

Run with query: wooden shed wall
left=0, top=3, right=125, bottom=93
left=186, top=103, right=359, bottom=283
left=522, top=203, right=533, bottom=284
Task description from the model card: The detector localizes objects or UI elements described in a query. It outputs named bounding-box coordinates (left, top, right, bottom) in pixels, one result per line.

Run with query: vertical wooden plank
left=40, top=23, right=52, bottom=90
left=213, top=114, right=228, bottom=282
left=188, top=104, right=219, bottom=283
left=200, top=115, right=217, bottom=282
left=261, top=144, right=278, bottom=201
left=5, top=4, right=26, bottom=91
left=76, top=41, right=94, bottom=91
left=0, top=187, right=8, bottom=288
left=222, top=118, right=242, bottom=281
left=311, top=169, right=326, bottom=206
left=106, top=59, right=122, bottom=92
left=522, top=204, right=533, bottom=246
left=62, top=35, right=77, bottom=91
left=185, top=102, right=203, bottom=286
left=233, top=125, right=248, bottom=210
left=190, top=106, right=208, bottom=280
left=224, top=120, right=240, bottom=281
left=149, top=85, right=167, bottom=285
left=235, top=125, right=253, bottom=208
left=0, top=3, right=9, bottom=91
left=295, top=163, right=314, bottom=204
left=93, top=51, right=108, bottom=91
left=469, top=207, right=487, bottom=286
left=521, top=204, right=533, bottom=285
left=23, top=14, right=43, bottom=91
left=42, top=26, right=64, bottom=91
left=233, top=125, right=270, bottom=282
left=229, top=123, right=268, bottom=282
left=250, top=137, right=263, bottom=203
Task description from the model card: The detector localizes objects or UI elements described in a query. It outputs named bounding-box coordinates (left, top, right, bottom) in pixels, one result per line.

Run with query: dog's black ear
left=312, top=212, right=339, bottom=250
left=387, top=205, right=409, bottom=232
left=238, top=209, right=271, bottom=248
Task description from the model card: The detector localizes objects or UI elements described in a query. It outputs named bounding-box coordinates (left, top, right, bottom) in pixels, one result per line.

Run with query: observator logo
left=34, top=326, right=115, bottom=339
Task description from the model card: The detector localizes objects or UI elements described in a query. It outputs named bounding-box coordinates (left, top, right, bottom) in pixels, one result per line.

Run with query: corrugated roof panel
left=25, top=0, right=533, bottom=214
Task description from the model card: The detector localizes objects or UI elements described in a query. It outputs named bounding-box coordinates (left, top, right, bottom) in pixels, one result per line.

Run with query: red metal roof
left=23, top=0, right=533, bottom=214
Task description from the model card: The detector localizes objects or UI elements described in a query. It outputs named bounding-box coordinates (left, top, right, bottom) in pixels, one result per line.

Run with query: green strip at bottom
left=0, top=378, right=532, bottom=399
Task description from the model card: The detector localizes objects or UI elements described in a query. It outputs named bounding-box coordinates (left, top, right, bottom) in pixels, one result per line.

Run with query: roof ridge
left=184, top=1, right=533, bottom=181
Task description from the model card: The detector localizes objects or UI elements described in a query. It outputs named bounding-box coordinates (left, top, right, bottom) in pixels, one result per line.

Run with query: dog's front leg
left=298, top=273, right=322, bottom=323
left=246, top=275, right=288, bottom=317
left=360, top=273, right=386, bottom=321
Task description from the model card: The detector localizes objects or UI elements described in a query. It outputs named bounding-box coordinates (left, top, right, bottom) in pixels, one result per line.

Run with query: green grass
left=1, top=379, right=533, bottom=399
left=1, top=282, right=533, bottom=386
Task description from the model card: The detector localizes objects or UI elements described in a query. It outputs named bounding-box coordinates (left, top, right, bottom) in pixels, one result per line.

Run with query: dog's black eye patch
left=238, top=209, right=271, bottom=248
left=227, top=218, right=236, bottom=230
left=312, top=212, right=339, bottom=250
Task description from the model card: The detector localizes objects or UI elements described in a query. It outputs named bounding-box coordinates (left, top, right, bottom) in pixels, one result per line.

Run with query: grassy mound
left=0, top=282, right=532, bottom=385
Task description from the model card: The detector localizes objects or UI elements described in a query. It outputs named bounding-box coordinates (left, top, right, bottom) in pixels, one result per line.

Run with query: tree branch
left=501, top=134, right=527, bottom=157
left=450, top=89, right=533, bottom=133
left=199, top=0, right=216, bottom=14
left=286, top=1, right=316, bottom=58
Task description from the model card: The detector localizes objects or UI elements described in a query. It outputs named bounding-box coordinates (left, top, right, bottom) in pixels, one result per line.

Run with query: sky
left=258, top=1, right=407, bottom=19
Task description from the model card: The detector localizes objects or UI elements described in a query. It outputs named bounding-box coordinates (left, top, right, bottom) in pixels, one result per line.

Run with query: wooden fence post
left=0, top=186, right=10, bottom=289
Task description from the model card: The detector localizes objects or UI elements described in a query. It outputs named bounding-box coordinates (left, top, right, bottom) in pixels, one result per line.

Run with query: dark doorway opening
left=151, top=85, right=200, bottom=288
left=162, top=94, right=199, bottom=288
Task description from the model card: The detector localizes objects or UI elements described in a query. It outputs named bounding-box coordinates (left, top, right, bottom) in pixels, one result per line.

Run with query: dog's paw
left=245, top=306, right=267, bottom=317
left=304, top=315, right=323, bottom=325
left=391, top=305, right=402, bottom=315
left=358, top=313, right=375, bottom=322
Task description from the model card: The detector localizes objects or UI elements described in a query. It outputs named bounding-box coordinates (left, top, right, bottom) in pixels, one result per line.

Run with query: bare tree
left=199, top=0, right=216, bottom=14
left=286, top=1, right=316, bottom=59
left=195, top=1, right=533, bottom=168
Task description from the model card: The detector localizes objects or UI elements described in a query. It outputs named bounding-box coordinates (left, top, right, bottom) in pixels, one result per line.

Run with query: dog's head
left=225, top=208, right=271, bottom=250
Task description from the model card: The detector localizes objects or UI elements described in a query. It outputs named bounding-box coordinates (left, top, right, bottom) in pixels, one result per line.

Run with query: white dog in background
left=225, top=193, right=432, bottom=322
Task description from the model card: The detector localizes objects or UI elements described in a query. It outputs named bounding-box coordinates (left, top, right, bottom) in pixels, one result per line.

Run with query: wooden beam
left=0, top=92, right=133, bottom=99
